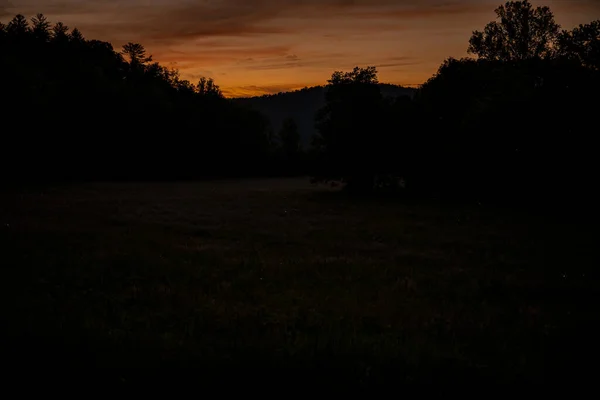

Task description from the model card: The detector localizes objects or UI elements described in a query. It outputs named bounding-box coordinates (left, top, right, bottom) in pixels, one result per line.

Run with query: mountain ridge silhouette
left=233, top=84, right=416, bottom=146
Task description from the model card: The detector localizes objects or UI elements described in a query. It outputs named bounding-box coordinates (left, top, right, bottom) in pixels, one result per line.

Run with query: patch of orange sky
left=3, top=0, right=599, bottom=97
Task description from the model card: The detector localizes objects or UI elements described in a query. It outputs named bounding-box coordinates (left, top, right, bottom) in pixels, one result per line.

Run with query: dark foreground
left=1, top=179, right=597, bottom=387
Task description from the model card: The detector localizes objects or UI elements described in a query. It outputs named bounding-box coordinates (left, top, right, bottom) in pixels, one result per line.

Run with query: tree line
left=1, top=1, right=599, bottom=209
left=312, top=1, right=599, bottom=208
left=0, top=14, right=275, bottom=182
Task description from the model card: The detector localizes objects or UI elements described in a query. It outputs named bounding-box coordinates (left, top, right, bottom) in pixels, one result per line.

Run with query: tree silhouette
left=558, top=20, right=600, bottom=70
left=279, top=117, right=301, bottom=158
left=7, top=14, right=29, bottom=37
left=31, top=13, right=50, bottom=41
left=313, top=66, right=388, bottom=192
left=197, top=77, right=223, bottom=97
left=416, top=5, right=600, bottom=204
left=329, top=66, right=379, bottom=85
left=468, top=1, right=560, bottom=61
left=69, top=27, right=84, bottom=42
left=51, top=22, right=69, bottom=42
left=121, top=42, right=152, bottom=66
left=0, top=12, right=279, bottom=182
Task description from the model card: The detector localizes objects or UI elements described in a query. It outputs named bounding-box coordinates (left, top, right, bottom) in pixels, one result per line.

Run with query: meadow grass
left=1, top=178, right=597, bottom=386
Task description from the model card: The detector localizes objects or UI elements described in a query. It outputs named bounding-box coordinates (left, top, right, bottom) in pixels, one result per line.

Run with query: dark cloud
left=357, top=2, right=491, bottom=19
left=136, top=1, right=488, bottom=43
left=375, top=61, right=418, bottom=68
left=4, top=1, right=596, bottom=44
left=375, top=58, right=419, bottom=68
left=243, top=54, right=306, bottom=70
left=238, top=50, right=389, bottom=71
left=246, top=61, right=304, bottom=71
left=153, top=45, right=293, bottom=66
left=2, top=1, right=488, bottom=43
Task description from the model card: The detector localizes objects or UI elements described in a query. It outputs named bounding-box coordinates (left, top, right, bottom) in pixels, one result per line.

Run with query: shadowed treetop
left=328, top=66, right=379, bottom=85
left=468, top=0, right=560, bottom=61
left=557, top=20, right=600, bottom=70
left=122, top=42, right=153, bottom=65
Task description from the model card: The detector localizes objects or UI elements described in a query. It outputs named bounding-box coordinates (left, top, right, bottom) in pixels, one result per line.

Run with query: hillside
left=233, top=84, right=416, bottom=147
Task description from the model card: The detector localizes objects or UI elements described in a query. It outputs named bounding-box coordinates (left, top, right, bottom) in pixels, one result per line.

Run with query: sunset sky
left=2, top=0, right=599, bottom=97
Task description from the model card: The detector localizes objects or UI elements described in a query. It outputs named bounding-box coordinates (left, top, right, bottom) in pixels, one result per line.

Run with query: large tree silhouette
left=31, top=13, right=50, bottom=41
left=279, top=117, right=301, bottom=158
left=414, top=1, right=600, bottom=204
left=69, top=27, right=84, bottom=42
left=313, top=66, right=390, bottom=192
left=51, top=22, right=69, bottom=41
left=6, top=14, right=28, bottom=36
left=468, top=1, right=560, bottom=61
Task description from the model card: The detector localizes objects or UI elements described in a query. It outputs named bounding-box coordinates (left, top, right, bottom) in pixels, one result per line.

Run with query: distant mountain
left=233, top=84, right=417, bottom=147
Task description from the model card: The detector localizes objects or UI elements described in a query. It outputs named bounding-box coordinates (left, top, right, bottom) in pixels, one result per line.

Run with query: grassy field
left=1, top=178, right=597, bottom=387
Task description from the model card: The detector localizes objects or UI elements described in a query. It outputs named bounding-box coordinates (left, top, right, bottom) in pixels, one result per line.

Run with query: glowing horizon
left=2, top=0, right=599, bottom=97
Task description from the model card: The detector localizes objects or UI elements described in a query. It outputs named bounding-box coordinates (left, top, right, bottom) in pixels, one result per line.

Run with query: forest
left=1, top=0, right=599, bottom=206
